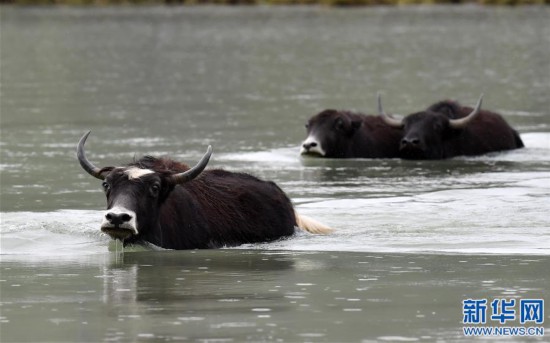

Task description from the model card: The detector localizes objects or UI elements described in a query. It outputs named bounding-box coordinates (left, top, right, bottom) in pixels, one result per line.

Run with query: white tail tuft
left=295, top=212, right=334, bottom=234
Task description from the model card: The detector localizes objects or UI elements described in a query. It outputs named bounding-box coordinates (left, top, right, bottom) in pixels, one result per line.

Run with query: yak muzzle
left=101, top=206, right=138, bottom=241
left=300, top=136, right=326, bottom=157
left=400, top=137, right=422, bottom=150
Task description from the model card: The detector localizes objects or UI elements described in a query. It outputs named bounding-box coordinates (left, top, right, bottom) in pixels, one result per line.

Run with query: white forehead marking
left=125, top=167, right=155, bottom=180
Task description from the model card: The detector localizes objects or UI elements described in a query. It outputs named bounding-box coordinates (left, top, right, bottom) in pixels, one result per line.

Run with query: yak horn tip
left=77, top=130, right=105, bottom=180
left=202, top=145, right=213, bottom=162
left=477, top=93, right=484, bottom=106
left=170, top=144, right=213, bottom=185
left=448, top=94, right=484, bottom=130
left=473, top=93, right=484, bottom=111
left=377, top=93, right=383, bottom=113
left=80, top=130, right=92, bottom=141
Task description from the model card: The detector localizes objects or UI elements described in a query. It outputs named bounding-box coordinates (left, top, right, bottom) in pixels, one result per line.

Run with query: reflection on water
left=1, top=250, right=549, bottom=342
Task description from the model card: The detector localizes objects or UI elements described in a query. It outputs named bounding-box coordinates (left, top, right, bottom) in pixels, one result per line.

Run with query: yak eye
left=150, top=183, right=160, bottom=197
left=335, top=118, right=345, bottom=131
left=102, top=181, right=110, bottom=192
left=305, top=122, right=310, bottom=129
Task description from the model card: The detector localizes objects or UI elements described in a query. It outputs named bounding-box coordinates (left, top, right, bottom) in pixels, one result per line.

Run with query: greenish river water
left=1, top=5, right=549, bottom=342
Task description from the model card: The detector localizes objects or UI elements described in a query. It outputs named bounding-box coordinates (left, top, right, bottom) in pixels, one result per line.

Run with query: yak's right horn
left=77, top=131, right=106, bottom=180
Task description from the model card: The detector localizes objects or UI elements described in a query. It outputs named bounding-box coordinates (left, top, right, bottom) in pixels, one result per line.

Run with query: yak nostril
left=401, top=138, right=420, bottom=147
left=105, top=212, right=132, bottom=225
left=303, top=142, right=318, bottom=149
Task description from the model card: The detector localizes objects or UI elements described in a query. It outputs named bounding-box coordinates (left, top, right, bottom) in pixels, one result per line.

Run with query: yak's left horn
left=378, top=93, right=404, bottom=128
left=170, top=145, right=213, bottom=184
left=77, top=131, right=105, bottom=180
left=449, top=94, right=483, bottom=129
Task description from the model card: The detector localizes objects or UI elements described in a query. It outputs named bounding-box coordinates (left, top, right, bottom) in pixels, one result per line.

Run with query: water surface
left=1, top=6, right=549, bottom=342
left=2, top=250, right=549, bottom=342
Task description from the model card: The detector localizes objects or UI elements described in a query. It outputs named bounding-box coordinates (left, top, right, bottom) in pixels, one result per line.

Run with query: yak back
left=132, top=156, right=296, bottom=249
left=172, top=169, right=296, bottom=249
left=356, top=115, right=402, bottom=158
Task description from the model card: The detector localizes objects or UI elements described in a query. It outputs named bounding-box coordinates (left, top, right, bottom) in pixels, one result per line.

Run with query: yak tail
left=295, top=211, right=334, bottom=235
left=514, top=130, right=525, bottom=148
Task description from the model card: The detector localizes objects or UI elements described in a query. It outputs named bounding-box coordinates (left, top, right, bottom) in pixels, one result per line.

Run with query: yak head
left=77, top=131, right=212, bottom=244
left=378, top=94, right=483, bottom=159
left=301, top=109, right=362, bottom=158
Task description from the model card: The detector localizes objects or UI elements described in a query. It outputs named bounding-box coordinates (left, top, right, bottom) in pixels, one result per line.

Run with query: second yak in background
left=301, top=108, right=403, bottom=158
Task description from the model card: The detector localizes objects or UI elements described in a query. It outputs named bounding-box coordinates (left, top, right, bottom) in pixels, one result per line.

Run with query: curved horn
left=449, top=94, right=483, bottom=129
left=170, top=145, right=213, bottom=185
left=378, top=93, right=403, bottom=128
left=77, top=131, right=105, bottom=180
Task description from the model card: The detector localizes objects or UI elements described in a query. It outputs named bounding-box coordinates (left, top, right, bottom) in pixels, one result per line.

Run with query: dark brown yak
left=301, top=108, right=403, bottom=158
left=379, top=94, right=524, bottom=160
left=77, top=132, right=332, bottom=250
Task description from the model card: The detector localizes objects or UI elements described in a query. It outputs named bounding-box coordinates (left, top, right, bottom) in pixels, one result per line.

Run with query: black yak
left=77, top=132, right=332, bottom=250
left=379, top=94, right=524, bottom=160
left=301, top=109, right=403, bottom=158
